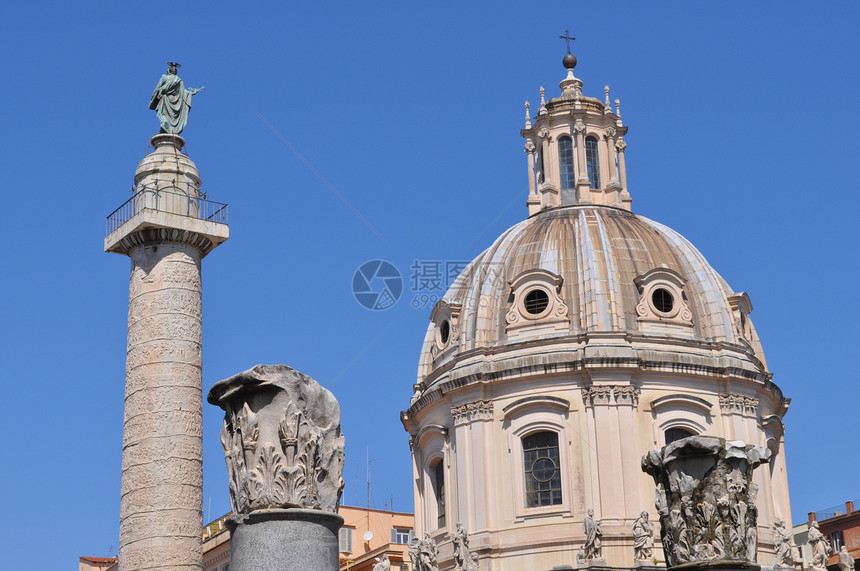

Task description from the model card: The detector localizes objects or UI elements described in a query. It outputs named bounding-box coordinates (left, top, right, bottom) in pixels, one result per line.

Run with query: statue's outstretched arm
left=189, top=86, right=206, bottom=95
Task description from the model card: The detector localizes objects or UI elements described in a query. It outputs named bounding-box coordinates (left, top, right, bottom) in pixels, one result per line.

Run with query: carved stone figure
left=409, top=538, right=420, bottom=570
left=633, top=511, right=655, bottom=561
left=641, top=436, right=772, bottom=567
left=372, top=554, right=391, bottom=571
left=208, top=364, right=346, bottom=514
left=414, top=533, right=439, bottom=571
left=808, top=521, right=832, bottom=570
left=149, top=62, right=204, bottom=134
left=579, top=509, right=604, bottom=561
left=465, top=553, right=480, bottom=571
left=838, top=546, right=855, bottom=571
left=453, top=522, right=470, bottom=569
left=773, top=519, right=794, bottom=568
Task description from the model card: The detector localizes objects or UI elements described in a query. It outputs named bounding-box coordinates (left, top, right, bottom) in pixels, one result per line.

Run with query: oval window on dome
left=524, top=289, right=550, bottom=315
left=651, top=288, right=674, bottom=314
left=439, top=320, right=450, bottom=344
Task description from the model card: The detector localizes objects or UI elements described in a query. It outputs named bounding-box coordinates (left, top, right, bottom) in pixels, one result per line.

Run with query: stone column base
left=227, top=508, right=343, bottom=571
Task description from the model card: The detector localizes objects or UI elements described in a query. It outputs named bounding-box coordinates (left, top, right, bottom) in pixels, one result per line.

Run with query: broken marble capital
left=641, top=436, right=771, bottom=567
left=208, top=364, right=346, bottom=514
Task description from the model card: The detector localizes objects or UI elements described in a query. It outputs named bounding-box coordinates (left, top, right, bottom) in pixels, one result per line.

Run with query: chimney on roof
left=809, top=512, right=817, bottom=523
left=848, top=501, right=855, bottom=514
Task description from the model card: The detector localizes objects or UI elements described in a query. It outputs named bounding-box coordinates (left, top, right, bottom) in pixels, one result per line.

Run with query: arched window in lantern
left=558, top=136, right=575, bottom=189
left=585, top=135, right=601, bottom=189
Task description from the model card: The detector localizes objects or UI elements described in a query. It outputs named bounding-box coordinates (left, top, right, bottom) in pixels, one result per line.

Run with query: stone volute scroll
left=208, top=364, right=346, bottom=571
left=641, top=436, right=772, bottom=569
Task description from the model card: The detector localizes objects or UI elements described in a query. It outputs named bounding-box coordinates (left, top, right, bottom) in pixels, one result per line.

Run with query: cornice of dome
left=404, top=334, right=782, bottom=421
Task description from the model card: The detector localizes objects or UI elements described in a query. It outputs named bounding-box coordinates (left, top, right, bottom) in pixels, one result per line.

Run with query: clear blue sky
left=0, top=2, right=857, bottom=567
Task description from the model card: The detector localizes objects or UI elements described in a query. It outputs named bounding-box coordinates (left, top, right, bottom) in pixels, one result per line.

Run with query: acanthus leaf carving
left=209, top=364, right=346, bottom=515
left=249, top=442, right=290, bottom=510
left=642, top=437, right=771, bottom=567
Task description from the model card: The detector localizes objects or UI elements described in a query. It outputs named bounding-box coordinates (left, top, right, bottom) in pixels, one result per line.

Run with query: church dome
left=402, top=52, right=791, bottom=571
left=415, top=204, right=767, bottom=388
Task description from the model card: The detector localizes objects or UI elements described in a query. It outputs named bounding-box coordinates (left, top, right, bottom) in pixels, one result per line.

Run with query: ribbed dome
left=417, top=204, right=767, bottom=384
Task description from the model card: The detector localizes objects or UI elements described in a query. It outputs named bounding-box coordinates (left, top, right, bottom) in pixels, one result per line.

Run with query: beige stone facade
left=402, top=53, right=792, bottom=571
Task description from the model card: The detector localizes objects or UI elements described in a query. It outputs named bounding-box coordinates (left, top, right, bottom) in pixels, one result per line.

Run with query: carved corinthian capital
left=452, top=400, right=494, bottom=426
left=642, top=437, right=771, bottom=567
left=719, top=394, right=759, bottom=416
left=582, top=385, right=640, bottom=407
left=208, top=364, right=346, bottom=514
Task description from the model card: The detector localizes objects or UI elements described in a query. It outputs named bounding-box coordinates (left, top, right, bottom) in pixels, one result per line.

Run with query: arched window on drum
left=664, top=426, right=697, bottom=445
left=522, top=431, right=563, bottom=508
left=585, top=135, right=601, bottom=189
left=430, top=458, right=446, bottom=529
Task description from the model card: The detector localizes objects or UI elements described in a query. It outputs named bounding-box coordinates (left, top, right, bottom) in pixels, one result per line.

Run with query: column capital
left=452, top=400, right=494, bottom=426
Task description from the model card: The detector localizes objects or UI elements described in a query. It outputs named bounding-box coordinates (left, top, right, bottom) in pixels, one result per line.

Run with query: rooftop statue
left=838, top=546, right=855, bottom=571
left=149, top=62, right=204, bottom=135
left=409, top=533, right=439, bottom=571
left=578, top=508, right=604, bottom=563
left=372, top=554, right=391, bottom=571
left=453, top=522, right=480, bottom=570
left=773, top=519, right=794, bottom=568
left=632, top=511, right=655, bottom=562
left=808, top=521, right=833, bottom=570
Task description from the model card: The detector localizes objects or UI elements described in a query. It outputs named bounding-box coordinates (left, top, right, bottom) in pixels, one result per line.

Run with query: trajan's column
left=105, top=63, right=228, bottom=571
